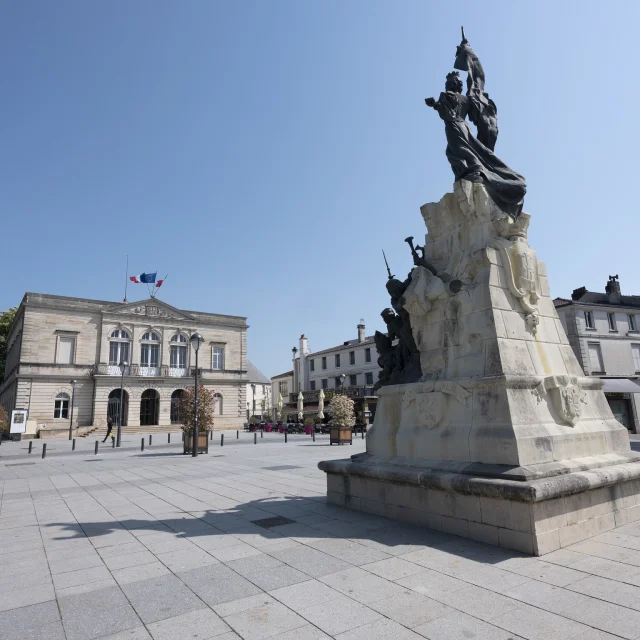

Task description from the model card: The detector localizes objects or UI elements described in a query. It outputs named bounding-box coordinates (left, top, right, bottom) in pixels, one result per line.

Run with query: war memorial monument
left=319, top=30, right=640, bottom=555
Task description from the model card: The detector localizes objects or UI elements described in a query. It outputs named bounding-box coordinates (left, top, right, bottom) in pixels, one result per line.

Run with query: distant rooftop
left=554, top=275, right=640, bottom=309
left=308, top=336, right=375, bottom=358
left=246, top=360, right=270, bottom=384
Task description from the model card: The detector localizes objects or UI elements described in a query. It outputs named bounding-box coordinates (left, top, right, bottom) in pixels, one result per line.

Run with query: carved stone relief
left=534, top=375, right=587, bottom=426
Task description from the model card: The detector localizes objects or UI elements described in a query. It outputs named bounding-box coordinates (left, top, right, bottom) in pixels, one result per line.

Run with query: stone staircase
left=86, top=424, right=182, bottom=438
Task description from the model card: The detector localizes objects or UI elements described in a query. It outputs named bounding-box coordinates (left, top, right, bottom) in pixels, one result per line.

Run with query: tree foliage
left=328, top=394, right=355, bottom=428
left=0, top=308, right=18, bottom=380
left=179, top=385, right=216, bottom=433
left=0, top=404, right=9, bottom=433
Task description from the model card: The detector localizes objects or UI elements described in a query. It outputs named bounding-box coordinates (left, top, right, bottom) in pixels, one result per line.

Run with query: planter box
left=330, top=426, right=352, bottom=445
left=183, top=432, right=209, bottom=454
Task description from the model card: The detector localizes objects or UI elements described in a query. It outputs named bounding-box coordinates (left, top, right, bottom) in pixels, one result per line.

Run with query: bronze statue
left=425, top=29, right=526, bottom=218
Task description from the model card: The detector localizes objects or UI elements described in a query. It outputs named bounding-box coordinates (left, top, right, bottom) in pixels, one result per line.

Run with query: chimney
left=606, top=275, right=621, bottom=304
left=299, top=334, right=308, bottom=355
left=357, top=319, right=365, bottom=343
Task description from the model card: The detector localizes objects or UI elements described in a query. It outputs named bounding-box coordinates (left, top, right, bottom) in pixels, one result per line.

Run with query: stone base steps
left=86, top=424, right=183, bottom=437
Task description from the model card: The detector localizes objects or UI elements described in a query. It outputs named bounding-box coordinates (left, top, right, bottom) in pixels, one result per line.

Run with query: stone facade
left=0, top=293, right=248, bottom=434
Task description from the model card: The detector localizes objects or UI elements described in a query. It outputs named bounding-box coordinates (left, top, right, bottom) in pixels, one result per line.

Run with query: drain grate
left=251, top=516, right=295, bottom=528
left=5, top=462, right=36, bottom=467
left=262, top=465, right=302, bottom=471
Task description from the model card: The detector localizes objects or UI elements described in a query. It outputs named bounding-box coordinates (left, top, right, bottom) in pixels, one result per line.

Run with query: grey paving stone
left=336, top=618, right=424, bottom=640
left=55, top=577, right=118, bottom=598
left=269, top=545, right=352, bottom=577
left=178, top=564, right=262, bottom=607
left=429, top=584, right=520, bottom=622
left=268, top=578, right=343, bottom=609
left=360, top=557, right=424, bottom=581
left=226, top=552, right=283, bottom=576
left=491, top=603, right=589, bottom=640
left=147, top=608, right=230, bottom=640
left=0, top=601, right=61, bottom=640
left=102, top=550, right=157, bottom=571
left=562, top=595, right=640, bottom=639
left=414, top=610, right=517, bottom=640
left=269, top=624, right=331, bottom=639
left=299, top=597, right=381, bottom=636
left=493, top=556, right=588, bottom=587
left=52, top=565, right=112, bottom=590
left=222, top=600, right=307, bottom=640
left=155, top=547, right=218, bottom=572
left=213, top=594, right=277, bottom=618
left=569, top=574, right=640, bottom=611
left=121, top=573, right=204, bottom=624
left=368, top=590, right=453, bottom=628
left=310, top=538, right=391, bottom=565
left=84, top=626, right=152, bottom=639
left=503, top=580, right=589, bottom=615
left=49, top=552, right=105, bottom=575
left=0, top=582, right=55, bottom=612
left=112, top=561, right=171, bottom=585
left=244, top=564, right=310, bottom=591
left=319, top=566, right=408, bottom=604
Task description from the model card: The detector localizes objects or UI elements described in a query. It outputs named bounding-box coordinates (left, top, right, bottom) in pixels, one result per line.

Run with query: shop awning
left=601, top=378, right=640, bottom=393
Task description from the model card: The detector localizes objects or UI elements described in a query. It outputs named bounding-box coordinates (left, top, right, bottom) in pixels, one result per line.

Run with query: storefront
left=601, top=379, right=640, bottom=433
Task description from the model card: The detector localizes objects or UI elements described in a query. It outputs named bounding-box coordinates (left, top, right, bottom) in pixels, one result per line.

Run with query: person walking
left=103, top=416, right=115, bottom=444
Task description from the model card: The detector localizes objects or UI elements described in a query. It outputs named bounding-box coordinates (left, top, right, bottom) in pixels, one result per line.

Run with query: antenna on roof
left=123, top=255, right=129, bottom=303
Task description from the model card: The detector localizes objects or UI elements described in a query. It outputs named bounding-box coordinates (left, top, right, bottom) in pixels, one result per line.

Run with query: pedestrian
left=103, top=416, right=115, bottom=443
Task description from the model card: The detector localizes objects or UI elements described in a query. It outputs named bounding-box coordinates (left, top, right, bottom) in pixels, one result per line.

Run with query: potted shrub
left=327, top=394, right=354, bottom=445
left=303, top=414, right=316, bottom=435
left=180, top=385, right=215, bottom=454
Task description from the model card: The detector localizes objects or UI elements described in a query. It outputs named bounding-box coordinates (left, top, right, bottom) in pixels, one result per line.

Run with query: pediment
left=105, top=299, right=197, bottom=321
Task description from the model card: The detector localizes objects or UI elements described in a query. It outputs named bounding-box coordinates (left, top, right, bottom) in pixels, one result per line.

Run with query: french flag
left=130, top=272, right=156, bottom=284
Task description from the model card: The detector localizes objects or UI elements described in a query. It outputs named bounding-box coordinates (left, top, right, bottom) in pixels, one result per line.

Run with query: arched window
left=171, top=389, right=184, bottom=424
left=140, top=331, right=160, bottom=375
left=109, top=329, right=131, bottom=373
left=170, top=334, right=187, bottom=374
left=54, top=392, right=70, bottom=419
left=215, top=393, right=223, bottom=416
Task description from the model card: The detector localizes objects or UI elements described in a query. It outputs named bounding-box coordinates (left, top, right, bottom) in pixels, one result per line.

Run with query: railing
left=93, top=364, right=195, bottom=378
left=290, top=386, right=376, bottom=404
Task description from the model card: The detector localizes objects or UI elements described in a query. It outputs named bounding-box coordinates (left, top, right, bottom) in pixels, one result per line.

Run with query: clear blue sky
left=2, top=1, right=639, bottom=377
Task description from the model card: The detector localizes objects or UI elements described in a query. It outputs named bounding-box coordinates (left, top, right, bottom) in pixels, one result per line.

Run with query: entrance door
left=108, top=389, right=129, bottom=426
left=140, top=389, right=159, bottom=426
left=170, top=390, right=184, bottom=424
left=608, top=397, right=633, bottom=430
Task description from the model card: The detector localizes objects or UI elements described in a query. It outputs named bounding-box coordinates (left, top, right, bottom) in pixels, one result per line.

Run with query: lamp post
left=251, top=383, right=256, bottom=419
left=68, top=380, right=77, bottom=440
left=292, top=347, right=298, bottom=391
left=340, top=374, right=346, bottom=395
left=190, top=333, right=204, bottom=457
left=117, top=360, right=128, bottom=447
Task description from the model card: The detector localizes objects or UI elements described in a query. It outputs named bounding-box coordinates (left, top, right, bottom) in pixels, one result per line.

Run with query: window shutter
left=58, top=337, right=74, bottom=364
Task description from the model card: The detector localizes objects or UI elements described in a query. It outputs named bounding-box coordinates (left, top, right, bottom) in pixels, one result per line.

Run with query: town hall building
left=0, top=293, right=248, bottom=435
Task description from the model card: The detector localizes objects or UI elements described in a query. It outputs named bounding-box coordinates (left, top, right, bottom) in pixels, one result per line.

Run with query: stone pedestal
left=319, top=181, right=640, bottom=555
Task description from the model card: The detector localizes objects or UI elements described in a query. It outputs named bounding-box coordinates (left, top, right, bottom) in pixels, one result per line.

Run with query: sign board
left=10, top=409, right=28, bottom=434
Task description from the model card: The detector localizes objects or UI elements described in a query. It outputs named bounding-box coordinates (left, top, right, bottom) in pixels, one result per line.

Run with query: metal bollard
left=221, top=433, right=224, bottom=447
left=141, top=438, right=144, bottom=451
left=261, top=429, right=263, bottom=438
left=236, top=430, right=239, bottom=439
left=285, top=432, right=288, bottom=444
left=149, top=435, right=152, bottom=446
left=312, top=430, right=315, bottom=442
left=42, top=443, right=47, bottom=459
left=112, top=438, right=115, bottom=448
left=28, top=441, right=33, bottom=454
left=95, top=441, right=98, bottom=455
left=210, top=431, right=213, bottom=441
left=72, top=438, right=76, bottom=451
left=182, top=432, right=184, bottom=441
left=254, top=432, right=257, bottom=444
left=362, top=428, right=365, bottom=439
left=168, top=433, right=171, bottom=443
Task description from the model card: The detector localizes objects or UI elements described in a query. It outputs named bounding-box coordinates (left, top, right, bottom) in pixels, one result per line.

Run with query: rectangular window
left=57, top=336, right=75, bottom=364
left=310, top=359, right=315, bottom=372
left=349, top=374, right=357, bottom=386
left=365, top=372, right=374, bottom=385
left=212, top=347, right=224, bottom=370
left=608, top=313, right=617, bottom=332
left=278, top=380, right=288, bottom=396
left=54, top=397, right=69, bottom=419
left=321, top=378, right=328, bottom=389
left=335, top=354, right=340, bottom=368
left=633, top=345, right=640, bottom=372
left=170, top=345, right=187, bottom=368
left=109, top=341, right=129, bottom=366
left=588, top=343, right=604, bottom=373
left=310, top=380, right=316, bottom=391
left=321, top=357, right=327, bottom=370
left=349, top=351, right=355, bottom=365
left=630, top=315, right=638, bottom=332
left=365, top=348, right=371, bottom=363
left=584, top=311, right=594, bottom=329
left=141, top=344, right=159, bottom=367
left=335, top=376, right=342, bottom=388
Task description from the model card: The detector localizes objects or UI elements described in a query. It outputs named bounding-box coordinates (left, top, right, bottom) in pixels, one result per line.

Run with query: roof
left=246, top=360, right=270, bottom=384
left=308, top=336, right=376, bottom=358
left=553, top=295, right=640, bottom=310
left=272, top=370, right=293, bottom=380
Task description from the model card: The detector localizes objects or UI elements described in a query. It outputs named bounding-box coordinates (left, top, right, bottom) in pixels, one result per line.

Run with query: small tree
left=0, top=404, right=9, bottom=436
left=180, top=385, right=216, bottom=434
left=303, top=414, right=316, bottom=426
left=328, top=395, right=355, bottom=428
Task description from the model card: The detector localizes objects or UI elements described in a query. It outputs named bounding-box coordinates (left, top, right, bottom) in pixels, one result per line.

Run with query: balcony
left=92, top=364, right=194, bottom=378
left=289, top=386, right=376, bottom=404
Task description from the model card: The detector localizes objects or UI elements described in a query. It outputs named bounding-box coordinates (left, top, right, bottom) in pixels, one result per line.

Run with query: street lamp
left=251, top=383, right=256, bottom=419
left=68, top=380, right=77, bottom=440
left=117, top=360, right=128, bottom=447
left=190, top=332, right=204, bottom=458
left=340, top=374, right=346, bottom=395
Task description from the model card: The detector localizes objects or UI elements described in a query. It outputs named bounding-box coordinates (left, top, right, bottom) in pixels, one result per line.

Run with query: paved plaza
left=3, top=433, right=640, bottom=639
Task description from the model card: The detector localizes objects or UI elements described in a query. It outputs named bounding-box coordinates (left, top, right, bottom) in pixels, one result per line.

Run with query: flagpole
left=123, top=255, right=129, bottom=303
